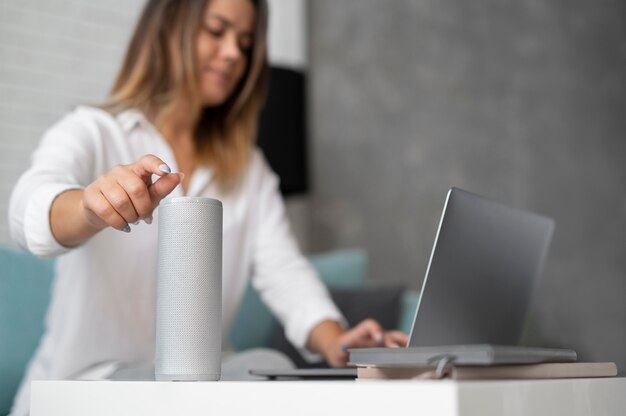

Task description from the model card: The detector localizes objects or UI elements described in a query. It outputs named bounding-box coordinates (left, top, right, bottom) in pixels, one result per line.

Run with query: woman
left=9, top=0, right=407, bottom=413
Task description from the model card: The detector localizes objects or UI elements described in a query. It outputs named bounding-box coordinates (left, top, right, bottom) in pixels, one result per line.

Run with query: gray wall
left=308, top=1, right=626, bottom=370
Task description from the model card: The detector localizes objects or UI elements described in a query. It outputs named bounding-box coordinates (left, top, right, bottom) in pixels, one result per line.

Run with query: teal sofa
left=0, top=245, right=418, bottom=415
left=0, top=246, right=55, bottom=416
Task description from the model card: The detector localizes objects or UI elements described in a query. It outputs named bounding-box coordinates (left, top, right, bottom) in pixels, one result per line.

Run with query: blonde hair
left=103, top=0, right=268, bottom=190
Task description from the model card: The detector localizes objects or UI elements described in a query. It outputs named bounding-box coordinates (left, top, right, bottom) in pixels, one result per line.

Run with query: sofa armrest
left=0, top=245, right=55, bottom=415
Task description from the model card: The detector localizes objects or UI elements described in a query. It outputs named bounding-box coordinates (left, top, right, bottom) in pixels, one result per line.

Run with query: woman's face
left=196, top=0, right=255, bottom=107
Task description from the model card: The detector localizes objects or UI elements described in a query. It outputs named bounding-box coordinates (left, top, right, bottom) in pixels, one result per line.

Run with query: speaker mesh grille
left=155, top=197, right=222, bottom=381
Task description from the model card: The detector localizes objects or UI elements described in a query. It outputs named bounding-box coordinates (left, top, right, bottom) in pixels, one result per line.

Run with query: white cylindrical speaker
left=155, top=197, right=223, bottom=381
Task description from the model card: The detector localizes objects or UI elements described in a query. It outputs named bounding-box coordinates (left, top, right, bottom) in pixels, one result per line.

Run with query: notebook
left=356, top=362, right=617, bottom=380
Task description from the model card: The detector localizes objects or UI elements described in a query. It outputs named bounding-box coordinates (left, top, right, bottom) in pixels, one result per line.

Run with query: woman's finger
left=383, top=331, right=409, bottom=348
left=84, top=187, right=130, bottom=232
left=149, top=172, right=184, bottom=205
left=130, top=154, right=172, bottom=183
left=356, top=319, right=385, bottom=345
left=115, top=167, right=153, bottom=219
left=341, top=319, right=385, bottom=348
left=99, top=178, right=139, bottom=225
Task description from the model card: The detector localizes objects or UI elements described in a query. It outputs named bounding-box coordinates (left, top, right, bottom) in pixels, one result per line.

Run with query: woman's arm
left=49, top=157, right=183, bottom=247
left=249, top=152, right=347, bottom=352
left=9, top=109, right=181, bottom=255
left=248, top=151, right=406, bottom=367
left=49, top=189, right=101, bottom=247
left=9, top=111, right=99, bottom=257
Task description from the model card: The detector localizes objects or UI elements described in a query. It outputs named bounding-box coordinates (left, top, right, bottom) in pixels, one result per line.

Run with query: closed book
left=357, top=362, right=618, bottom=380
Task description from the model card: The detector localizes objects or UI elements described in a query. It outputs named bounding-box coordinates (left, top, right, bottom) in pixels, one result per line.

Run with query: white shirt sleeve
left=9, top=109, right=99, bottom=258
left=250, top=152, right=347, bottom=350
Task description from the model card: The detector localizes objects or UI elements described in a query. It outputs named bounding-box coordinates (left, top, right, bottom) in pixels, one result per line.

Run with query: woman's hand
left=81, top=154, right=183, bottom=232
left=50, top=154, right=183, bottom=247
left=308, top=319, right=409, bottom=368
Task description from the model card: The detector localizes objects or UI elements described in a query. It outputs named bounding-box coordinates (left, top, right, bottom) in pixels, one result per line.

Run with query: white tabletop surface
left=31, top=377, right=626, bottom=416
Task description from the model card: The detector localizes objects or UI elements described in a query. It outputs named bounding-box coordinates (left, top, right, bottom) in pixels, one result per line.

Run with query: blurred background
left=0, top=0, right=624, bottom=371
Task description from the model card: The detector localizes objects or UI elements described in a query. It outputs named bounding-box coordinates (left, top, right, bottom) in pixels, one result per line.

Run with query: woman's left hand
left=325, top=319, right=408, bottom=367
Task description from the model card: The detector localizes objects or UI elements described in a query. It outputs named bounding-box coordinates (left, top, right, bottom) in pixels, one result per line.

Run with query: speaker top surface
left=161, top=197, right=222, bottom=208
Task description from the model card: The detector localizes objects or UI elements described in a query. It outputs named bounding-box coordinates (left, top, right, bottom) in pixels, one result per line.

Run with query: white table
left=31, top=378, right=626, bottom=416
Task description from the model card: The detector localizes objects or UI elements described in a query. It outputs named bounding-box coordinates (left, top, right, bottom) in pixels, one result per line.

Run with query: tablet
left=249, top=368, right=357, bottom=380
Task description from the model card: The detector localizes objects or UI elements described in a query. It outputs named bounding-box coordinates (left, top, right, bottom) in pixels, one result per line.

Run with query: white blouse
left=8, top=106, right=343, bottom=414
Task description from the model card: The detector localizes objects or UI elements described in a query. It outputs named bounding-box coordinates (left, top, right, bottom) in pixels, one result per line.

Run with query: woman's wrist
left=50, top=189, right=104, bottom=247
left=77, top=196, right=108, bottom=233
left=306, top=320, right=347, bottom=367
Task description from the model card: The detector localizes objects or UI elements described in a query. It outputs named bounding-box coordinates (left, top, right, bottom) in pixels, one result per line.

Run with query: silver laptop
left=407, top=187, right=554, bottom=347
left=252, top=187, right=560, bottom=379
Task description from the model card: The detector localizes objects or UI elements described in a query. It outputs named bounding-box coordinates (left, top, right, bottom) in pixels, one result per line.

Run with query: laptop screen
left=408, top=188, right=554, bottom=347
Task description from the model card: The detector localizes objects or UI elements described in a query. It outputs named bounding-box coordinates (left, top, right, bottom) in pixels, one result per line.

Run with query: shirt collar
left=116, top=108, right=150, bottom=133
